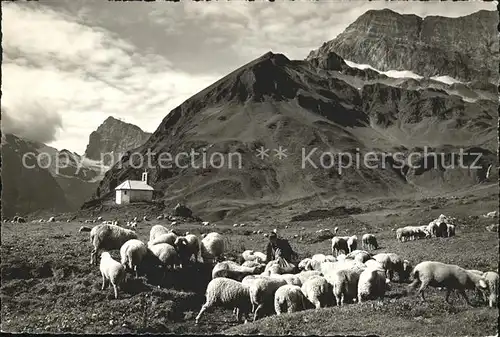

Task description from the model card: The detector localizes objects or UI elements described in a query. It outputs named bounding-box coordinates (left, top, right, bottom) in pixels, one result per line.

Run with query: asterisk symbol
left=256, top=146, right=270, bottom=160
left=274, top=146, right=288, bottom=160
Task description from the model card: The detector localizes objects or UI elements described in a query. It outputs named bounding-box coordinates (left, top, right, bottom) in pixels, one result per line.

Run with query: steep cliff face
left=84, top=117, right=151, bottom=166
left=1, top=134, right=71, bottom=217
left=307, top=9, right=499, bottom=83
left=89, top=44, right=496, bottom=220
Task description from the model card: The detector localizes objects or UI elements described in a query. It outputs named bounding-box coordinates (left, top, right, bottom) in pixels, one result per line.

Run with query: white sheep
left=120, top=239, right=148, bottom=278
left=301, top=275, right=332, bottom=309
left=408, top=261, right=488, bottom=305
left=298, top=258, right=322, bottom=272
left=249, top=277, right=288, bottom=321
left=328, top=267, right=364, bottom=306
left=447, top=224, right=456, bottom=237
left=331, top=237, right=349, bottom=256
left=336, top=253, right=347, bottom=262
left=149, top=225, right=170, bottom=242
left=195, top=277, right=252, bottom=324
left=212, top=261, right=265, bottom=281
left=361, top=234, right=378, bottom=250
left=274, top=284, right=307, bottom=315
left=346, top=250, right=372, bottom=263
left=242, top=250, right=267, bottom=263
left=79, top=226, right=92, bottom=233
left=89, top=224, right=138, bottom=265
left=148, top=232, right=178, bottom=248
left=296, top=270, right=323, bottom=285
left=364, top=259, right=385, bottom=270
left=200, top=232, right=225, bottom=264
left=347, top=235, right=358, bottom=253
left=311, top=254, right=327, bottom=263
left=262, top=258, right=296, bottom=275
left=148, top=243, right=180, bottom=280
left=357, top=266, right=389, bottom=303
left=269, top=273, right=302, bottom=286
left=483, top=271, right=499, bottom=308
left=99, top=252, right=126, bottom=299
left=242, top=260, right=266, bottom=269
left=241, top=274, right=268, bottom=288
left=174, top=234, right=200, bottom=265
left=372, top=253, right=410, bottom=282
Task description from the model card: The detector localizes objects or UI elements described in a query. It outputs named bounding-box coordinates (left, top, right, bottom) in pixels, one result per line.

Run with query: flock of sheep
left=84, top=212, right=498, bottom=327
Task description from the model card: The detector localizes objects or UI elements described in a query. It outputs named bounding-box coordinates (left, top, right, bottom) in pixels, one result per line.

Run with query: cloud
left=2, top=104, right=63, bottom=144
left=2, top=3, right=219, bottom=154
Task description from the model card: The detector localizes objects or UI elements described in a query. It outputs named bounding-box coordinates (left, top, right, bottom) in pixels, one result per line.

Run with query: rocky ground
left=1, top=183, right=498, bottom=335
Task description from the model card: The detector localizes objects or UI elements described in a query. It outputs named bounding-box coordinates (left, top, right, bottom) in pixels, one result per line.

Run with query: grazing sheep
left=149, top=225, right=170, bottom=242
left=483, top=211, right=498, bottom=218
left=331, top=237, right=349, bottom=256
left=79, top=226, right=92, bottom=233
left=269, top=273, right=302, bottom=286
left=200, top=232, right=225, bottom=264
left=328, top=267, right=364, bottom=306
left=120, top=239, right=148, bottom=277
left=148, top=232, right=178, bottom=248
left=357, top=266, right=389, bottom=303
left=436, top=221, right=448, bottom=238
left=336, top=253, right=347, bottom=262
left=174, top=234, right=200, bottom=266
left=263, top=258, right=296, bottom=275
left=372, top=253, right=410, bottom=282
left=147, top=243, right=180, bottom=280
left=90, top=224, right=138, bottom=265
left=447, top=224, right=456, bottom=237
left=249, top=277, right=288, bottom=321
left=301, top=275, right=332, bottom=309
left=346, top=250, right=372, bottom=263
left=347, top=235, right=358, bottom=253
left=364, top=259, right=385, bottom=271
left=274, top=285, right=307, bottom=315
left=241, top=274, right=268, bottom=287
left=483, top=271, right=499, bottom=308
left=362, top=234, right=378, bottom=250
left=99, top=252, right=126, bottom=299
left=408, top=261, right=488, bottom=305
left=195, top=278, right=252, bottom=324
left=242, top=261, right=266, bottom=269
left=242, top=250, right=267, bottom=263
left=397, top=226, right=430, bottom=242
left=311, top=254, right=327, bottom=263
left=427, top=220, right=439, bottom=237
left=212, top=261, right=265, bottom=281
left=298, top=258, right=322, bottom=272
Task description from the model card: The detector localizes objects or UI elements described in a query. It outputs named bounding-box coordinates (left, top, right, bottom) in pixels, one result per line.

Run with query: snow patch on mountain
left=345, top=60, right=423, bottom=79
left=345, top=60, right=463, bottom=85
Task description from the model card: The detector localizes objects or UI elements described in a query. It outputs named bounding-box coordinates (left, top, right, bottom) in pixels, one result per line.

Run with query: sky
left=2, top=0, right=497, bottom=154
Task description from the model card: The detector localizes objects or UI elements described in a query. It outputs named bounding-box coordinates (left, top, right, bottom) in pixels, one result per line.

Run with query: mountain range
left=1, top=117, right=151, bottom=218
left=89, top=9, right=498, bottom=221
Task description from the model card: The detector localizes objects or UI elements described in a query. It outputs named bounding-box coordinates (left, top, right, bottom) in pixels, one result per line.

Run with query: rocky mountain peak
left=308, top=9, right=499, bottom=83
